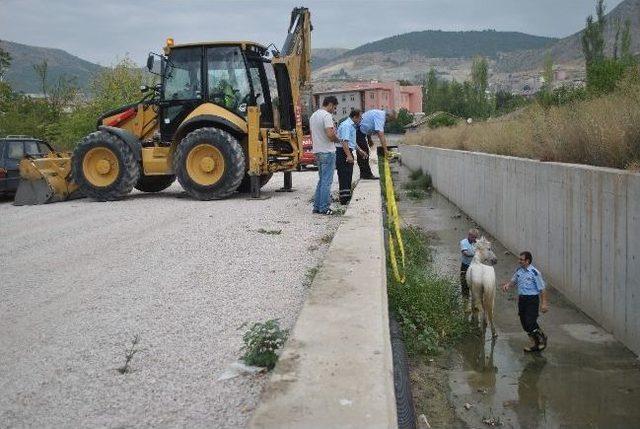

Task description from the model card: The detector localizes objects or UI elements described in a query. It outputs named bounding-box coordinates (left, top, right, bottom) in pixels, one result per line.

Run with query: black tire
left=72, top=130, right=140, bottom=201
left=134, top=174, right=176, bottom=193
left=236, top=173, right=273, bottom=193
left=173, top=127, right=245, bottom=200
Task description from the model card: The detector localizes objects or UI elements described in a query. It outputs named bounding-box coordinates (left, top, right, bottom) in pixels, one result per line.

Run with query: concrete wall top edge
left=402, top=144, right=640, bottom=177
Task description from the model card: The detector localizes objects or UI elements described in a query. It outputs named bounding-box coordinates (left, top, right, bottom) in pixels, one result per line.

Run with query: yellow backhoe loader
left=14, top=7, right=312, bottom=205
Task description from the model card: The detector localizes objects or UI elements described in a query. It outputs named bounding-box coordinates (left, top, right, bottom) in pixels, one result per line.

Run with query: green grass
left=381, top=163, right=469, bottom=356
left=403, top=169, right=432, bottom=192
left=387, top=226, right=470, bottom=356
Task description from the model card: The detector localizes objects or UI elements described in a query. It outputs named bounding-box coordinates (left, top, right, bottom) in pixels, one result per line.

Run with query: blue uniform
left=337, top=118, right=357, bottom=150
left=511, top=265, right=546, bottom=296
left=460, top=238, right=475, bottom=265
left=359, top=109, right=386, bottom=135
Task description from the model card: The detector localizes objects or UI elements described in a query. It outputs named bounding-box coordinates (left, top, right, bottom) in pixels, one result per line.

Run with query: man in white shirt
left=309, top=96, right=340, bottom=215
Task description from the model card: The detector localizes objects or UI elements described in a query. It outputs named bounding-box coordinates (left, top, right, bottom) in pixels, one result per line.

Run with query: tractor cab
left=151, top=41, right=278, bottom=142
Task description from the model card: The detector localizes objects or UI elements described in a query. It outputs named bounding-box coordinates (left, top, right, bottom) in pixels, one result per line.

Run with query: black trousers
left=518, top=295, right=541, bottom=334
left=336, top=148, right=354, bottom=204
left=356, top=129, right=374, bottom=178
left=460, top=263, right=470, bottom=297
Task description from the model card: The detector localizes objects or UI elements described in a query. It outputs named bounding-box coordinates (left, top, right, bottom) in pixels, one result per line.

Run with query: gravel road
left=0, top=170, right=344, bottom=428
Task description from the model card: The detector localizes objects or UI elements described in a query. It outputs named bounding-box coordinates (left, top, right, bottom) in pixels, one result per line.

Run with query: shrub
left=240, top=319, right=289, bottom=369
left=428, top=113, right=458, bottom=129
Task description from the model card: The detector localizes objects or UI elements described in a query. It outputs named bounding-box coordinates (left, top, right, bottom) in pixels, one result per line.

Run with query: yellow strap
left=382, top=155, right=406, bottom=284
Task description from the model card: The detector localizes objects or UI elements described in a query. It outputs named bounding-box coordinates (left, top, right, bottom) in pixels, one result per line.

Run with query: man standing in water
left=502, top=251, right=549, bottom=352
left=460, top=228, right=479, bottom=298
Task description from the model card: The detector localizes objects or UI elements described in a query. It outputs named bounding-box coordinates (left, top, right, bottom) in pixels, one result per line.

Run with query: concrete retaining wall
left=400, top=145, right=640, bottom=356
left=250, top=180, right=398, bottom=429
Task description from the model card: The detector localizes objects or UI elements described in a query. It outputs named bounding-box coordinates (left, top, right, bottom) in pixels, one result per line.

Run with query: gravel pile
left=0, top=170, right=344, bottom=428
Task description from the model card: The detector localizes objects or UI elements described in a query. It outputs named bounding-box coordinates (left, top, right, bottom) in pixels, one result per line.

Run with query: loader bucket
left=13, top=153, right=83, bottom=206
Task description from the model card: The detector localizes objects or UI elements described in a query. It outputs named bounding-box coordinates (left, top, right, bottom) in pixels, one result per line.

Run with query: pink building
left=313, top=81, right=423, bottom=122
left=345, top=81, right=423, bottom=114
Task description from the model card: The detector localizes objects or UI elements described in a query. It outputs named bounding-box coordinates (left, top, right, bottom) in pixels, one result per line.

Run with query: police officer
left=335, top=109, right=362, bottom=204
left=502, top=251, right=549, bottom=352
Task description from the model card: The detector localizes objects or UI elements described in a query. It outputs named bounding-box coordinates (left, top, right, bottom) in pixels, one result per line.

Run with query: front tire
left=72, top=130, right=140, bottom=201
left=173, top=127, right=245, bottom=200
left=134, top=174, right=176, bottom=193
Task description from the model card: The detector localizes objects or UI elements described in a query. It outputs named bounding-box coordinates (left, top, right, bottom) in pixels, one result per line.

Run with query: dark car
left=0, top=136, right=54, bottom=195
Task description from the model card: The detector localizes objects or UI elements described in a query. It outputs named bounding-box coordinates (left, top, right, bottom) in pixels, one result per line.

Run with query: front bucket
left=13, top=179, right=85, bottom=206
left=13, top=179, right=58, bottom=206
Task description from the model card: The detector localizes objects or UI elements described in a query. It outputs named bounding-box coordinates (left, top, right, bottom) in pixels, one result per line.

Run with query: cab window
left=163, top=47, right=202, bottom=101
left=206, top=47, right=251, bottom=115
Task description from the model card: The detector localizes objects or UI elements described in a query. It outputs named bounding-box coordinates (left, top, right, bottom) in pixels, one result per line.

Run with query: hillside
left=312, top=48, right=349, bottom=69
left=345, top=30, right=556, bottom=59
left=313, top=30, right=557, bottom=83
left=497, top=0, right=640, bottom=72
left=0, top=40, right=103, bottom=93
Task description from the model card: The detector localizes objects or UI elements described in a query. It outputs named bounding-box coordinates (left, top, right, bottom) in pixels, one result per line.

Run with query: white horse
left=466, top=236, right=498, bottom=338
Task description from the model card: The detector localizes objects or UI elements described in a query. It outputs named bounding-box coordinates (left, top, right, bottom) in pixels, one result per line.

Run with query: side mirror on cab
left=146, top=54, right=155, bottom=72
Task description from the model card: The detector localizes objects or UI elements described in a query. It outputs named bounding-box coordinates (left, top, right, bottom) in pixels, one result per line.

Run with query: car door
left=4, top=140, right=24, bottom=193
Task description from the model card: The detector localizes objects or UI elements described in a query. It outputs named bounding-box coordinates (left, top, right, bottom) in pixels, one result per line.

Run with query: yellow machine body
left=15, top=7, right=312, bottom=204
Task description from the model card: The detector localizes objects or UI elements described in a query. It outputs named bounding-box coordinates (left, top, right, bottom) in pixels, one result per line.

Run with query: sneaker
left=321, top=208, right=335, bottom=215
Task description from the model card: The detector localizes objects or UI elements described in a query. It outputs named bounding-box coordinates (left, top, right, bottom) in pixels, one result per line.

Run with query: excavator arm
left=271, top=7, right=312, bottom=142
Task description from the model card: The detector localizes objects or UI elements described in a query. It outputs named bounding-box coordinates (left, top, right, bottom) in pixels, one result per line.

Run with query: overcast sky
left=0, top=0, right=626, bottom=65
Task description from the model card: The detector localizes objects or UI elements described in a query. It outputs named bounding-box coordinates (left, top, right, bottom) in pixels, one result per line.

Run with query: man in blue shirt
left=502, top=251, right=549, bottom=352
left=459, top=228, right=479, bottom=297
left=335, top=109, right=362, bottom=204
left=359, top=109, right=390, bottom=156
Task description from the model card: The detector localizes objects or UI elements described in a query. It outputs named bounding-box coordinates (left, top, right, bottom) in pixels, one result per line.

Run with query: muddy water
left=393, top=163, right=640, bottom=429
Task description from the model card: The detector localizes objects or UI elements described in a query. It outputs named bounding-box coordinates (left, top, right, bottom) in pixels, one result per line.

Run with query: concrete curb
left=249, top=180, right=398, bottom=429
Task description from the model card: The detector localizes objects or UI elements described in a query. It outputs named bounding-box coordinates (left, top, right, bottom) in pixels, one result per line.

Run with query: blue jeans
left=313, top=151, right=336, bottom=212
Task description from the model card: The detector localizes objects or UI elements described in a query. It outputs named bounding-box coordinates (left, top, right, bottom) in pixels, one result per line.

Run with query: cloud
left=0, top=0, right=625, bottom=65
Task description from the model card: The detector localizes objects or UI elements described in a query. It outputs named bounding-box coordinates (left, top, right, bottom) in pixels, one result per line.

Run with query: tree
left=621, top=18, right=633, bottom=64
left=613, top=17, right=621, bottom=60
left=471, top=56, right=488, bottom=94
left=0, top=44, right=11, bottom=81
left=581, top=0, right=606, bottom=67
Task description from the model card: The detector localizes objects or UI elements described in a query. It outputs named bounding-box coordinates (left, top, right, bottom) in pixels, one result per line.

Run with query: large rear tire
left=134, top=175, right=176, bottom=193
left=236, top=173, right=273, bottom=193
left=173, top=127, right=245, bottom=200
left=72, top=131, right=140, bottom=201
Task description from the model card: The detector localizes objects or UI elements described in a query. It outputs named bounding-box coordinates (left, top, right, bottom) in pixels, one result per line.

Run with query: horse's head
left=475, top=236, right=498, bottom=266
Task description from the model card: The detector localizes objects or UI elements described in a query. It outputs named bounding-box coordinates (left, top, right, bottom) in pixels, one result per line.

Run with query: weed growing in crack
left=257, top=228, right=282, bottom=235
left=303, top=265, right=320, bottom=287
left=240, top=319, right=289, bottom=370
left=320, top=233, right=334, bottom=244
left=118, top=334, right=141, bottom=374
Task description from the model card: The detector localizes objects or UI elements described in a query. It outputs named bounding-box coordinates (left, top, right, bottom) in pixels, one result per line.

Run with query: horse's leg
left=484, top=284, right=497, bottom=338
